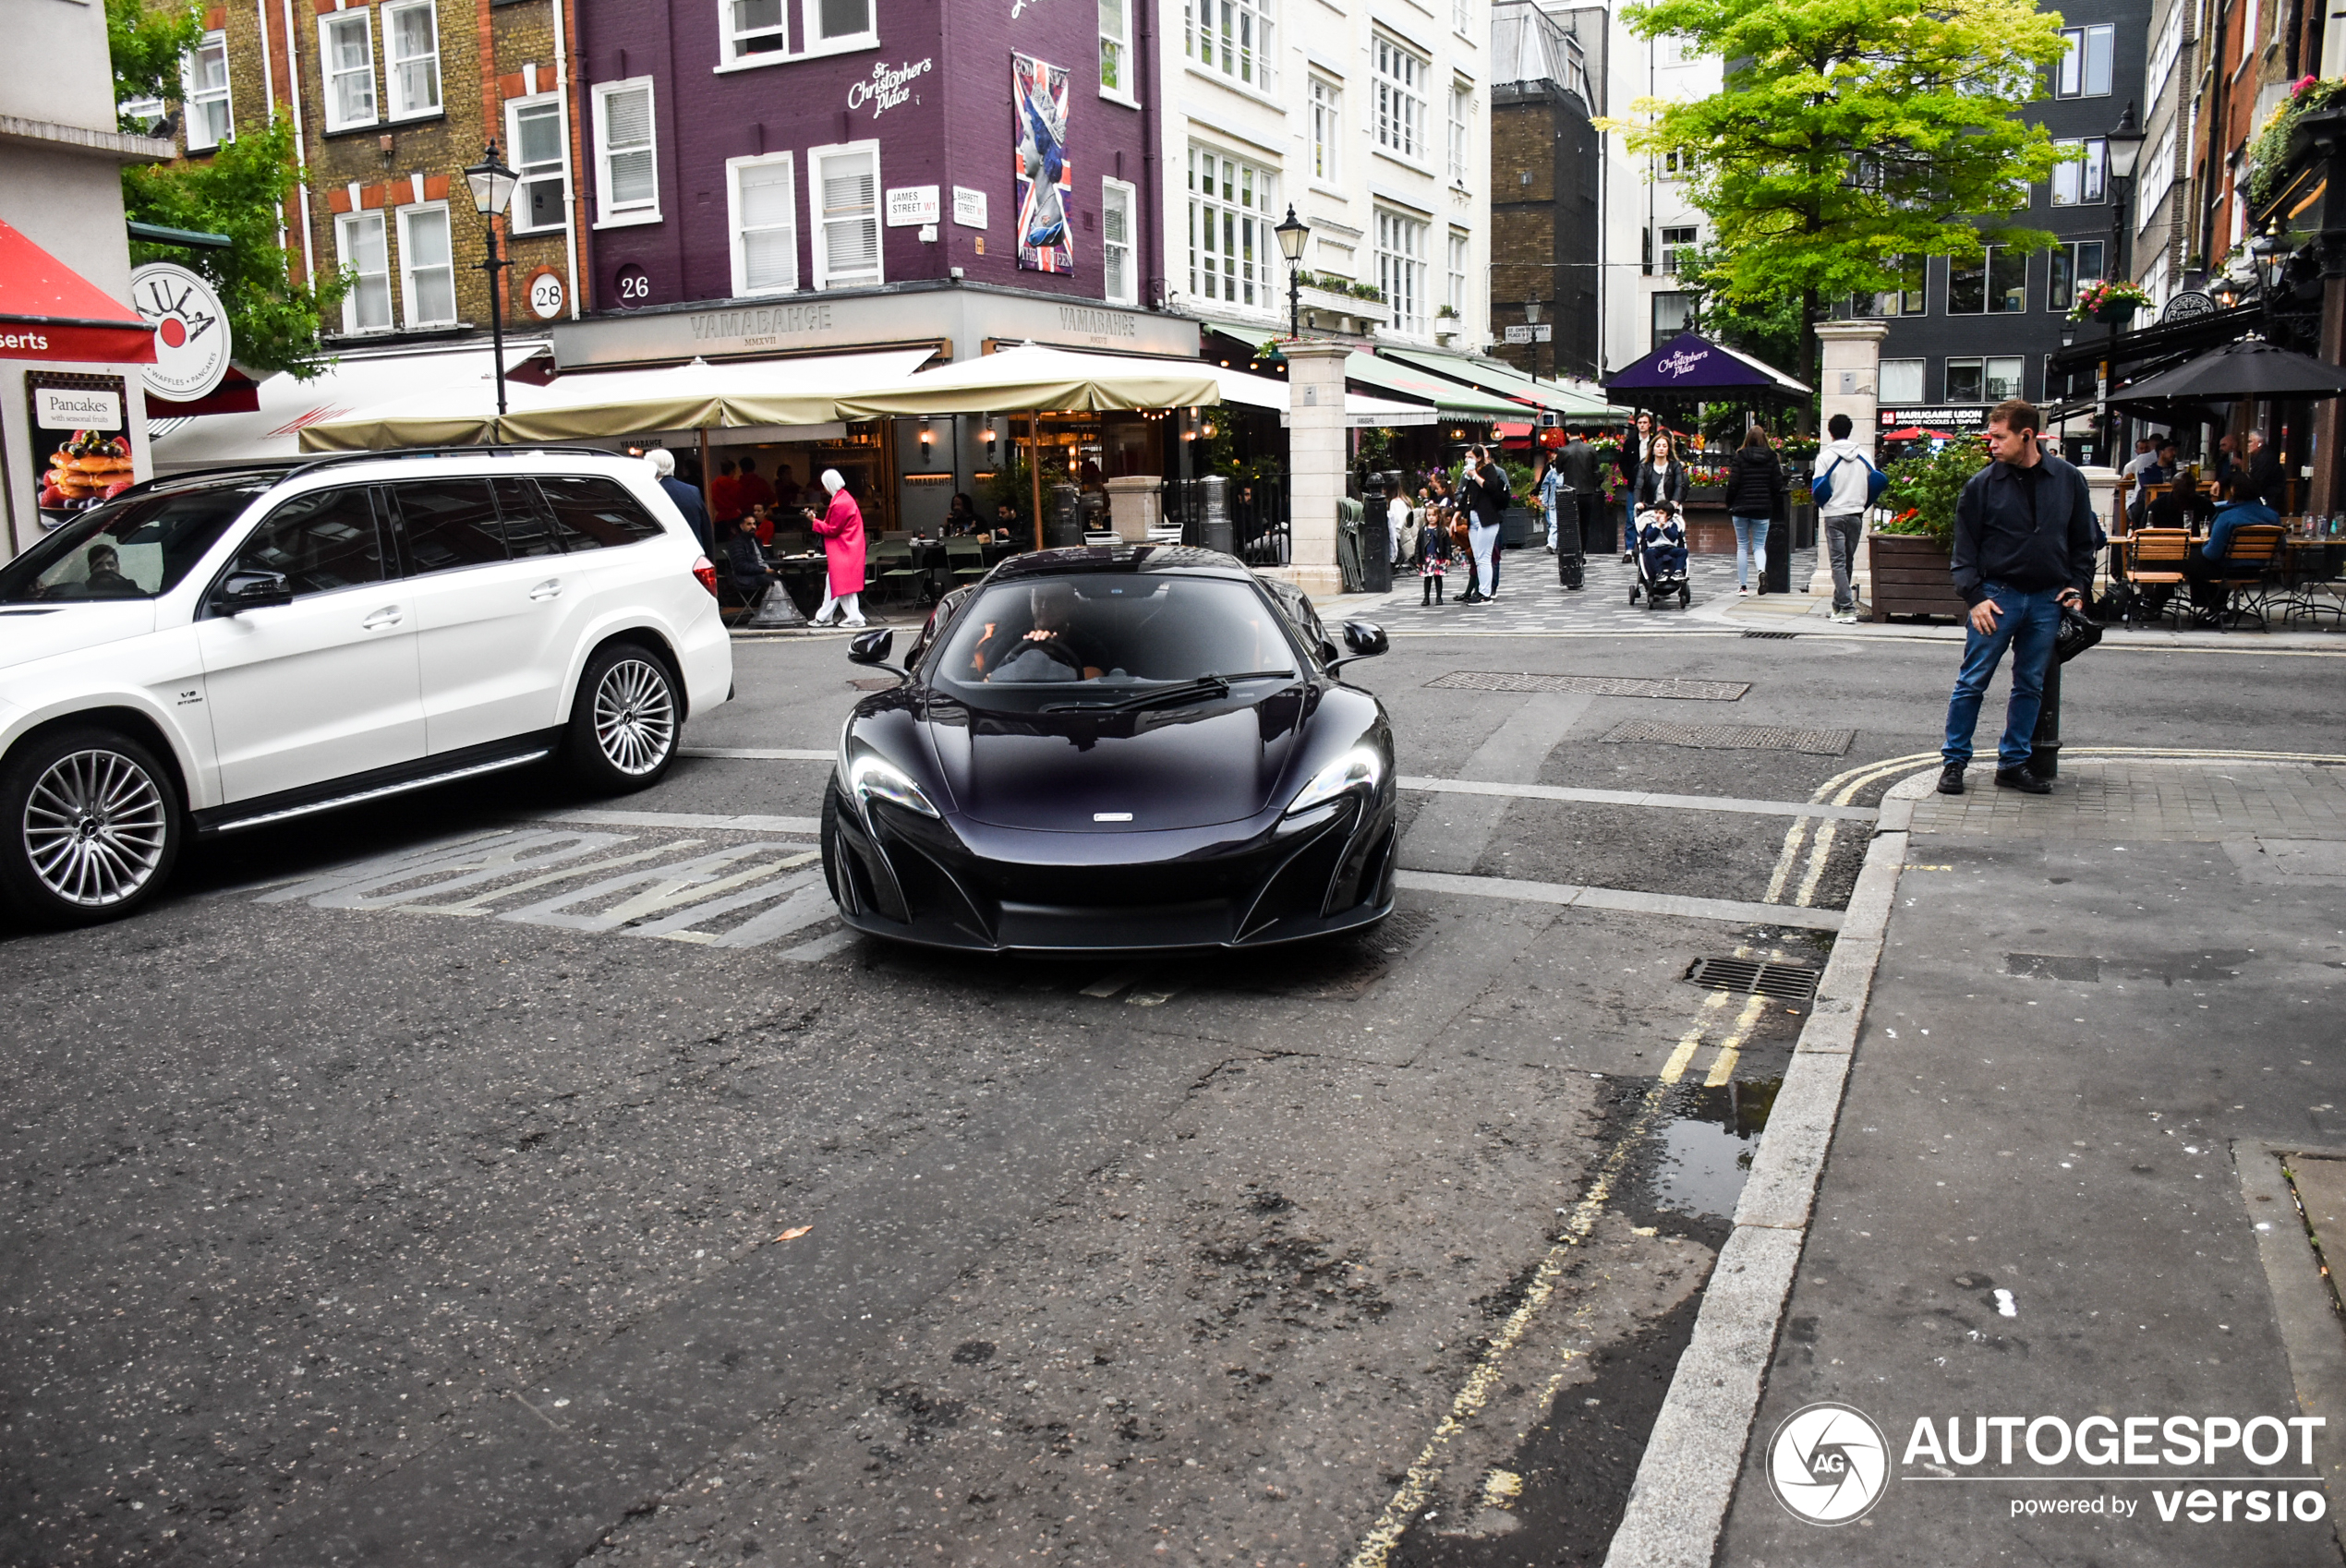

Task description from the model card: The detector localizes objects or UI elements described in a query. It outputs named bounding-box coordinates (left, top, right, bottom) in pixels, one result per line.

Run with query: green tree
left=1609, top=0, right=2070, bottom=405
left=124, top=117, right=348, bottom=380
left=107, top=0, right=202, bottom=120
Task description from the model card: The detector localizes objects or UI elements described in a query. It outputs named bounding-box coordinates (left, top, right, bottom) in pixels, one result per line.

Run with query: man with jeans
left=1939, top=398, right=2098, bottom=797
left=1812, top=413, right=1876, bottom=622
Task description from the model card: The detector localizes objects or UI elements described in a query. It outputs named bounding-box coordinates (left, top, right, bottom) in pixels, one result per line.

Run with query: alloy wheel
left=592, top=657, right=678, bottom=776
left=23, top=748, right=170, bottom=908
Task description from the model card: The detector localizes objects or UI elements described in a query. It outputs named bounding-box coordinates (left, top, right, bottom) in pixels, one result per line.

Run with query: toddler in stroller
left=1629, top=505, right=1692, bottom=609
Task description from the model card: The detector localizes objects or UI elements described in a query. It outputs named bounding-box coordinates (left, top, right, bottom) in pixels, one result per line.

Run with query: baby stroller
left=1628, top=507, right=1692, bottom=609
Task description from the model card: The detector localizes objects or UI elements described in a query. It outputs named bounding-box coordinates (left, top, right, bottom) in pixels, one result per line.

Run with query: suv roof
left=120, top=446, right=622, bottom=503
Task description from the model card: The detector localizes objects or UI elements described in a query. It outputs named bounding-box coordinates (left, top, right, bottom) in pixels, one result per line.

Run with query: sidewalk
left=1710, top=758, right=2346, bottom=1563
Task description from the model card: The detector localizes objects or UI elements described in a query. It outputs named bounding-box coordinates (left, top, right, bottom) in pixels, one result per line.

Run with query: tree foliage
left=124, top=118, right=348, bottom=380
left=1609, top=0, right=2071, bottom=379
left=107, top=0, right=203, bottom=120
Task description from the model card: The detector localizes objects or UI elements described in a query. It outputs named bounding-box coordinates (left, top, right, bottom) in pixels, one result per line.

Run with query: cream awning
left=830, top=340, right=1222, bottom=416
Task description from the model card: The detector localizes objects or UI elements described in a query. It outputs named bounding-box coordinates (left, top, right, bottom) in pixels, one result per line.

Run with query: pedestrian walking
left=1414, top=487, right=1446, bottom=604
left=1723, top=427, right=1786, bottom=597
left=646, top=447, right=713, bottom=553
left=1634, top=428, right=1688, bottom=534
left=811, top=468, right=869, bottom=628
left=1813, top=413, right=1879, bottom=623
left=1461, top=445, right=1510, bottom=603
left=2242, top=429, right=2283, bottom=507
left=1619, top=411, right=1657, bottom=560
left=1534, top=450, right=1563, bottom=553
left=1386, top=479, right=1415, bottom=573
left=1938, top=399, right=2096, bottom=798
left=1557, top=427, right=1602, bottom=557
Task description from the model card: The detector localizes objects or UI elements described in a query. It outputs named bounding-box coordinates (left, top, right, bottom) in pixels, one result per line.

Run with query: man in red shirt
left=737, top=455, right=777, bottom=516
left=707, top=459, right=744, bottom=530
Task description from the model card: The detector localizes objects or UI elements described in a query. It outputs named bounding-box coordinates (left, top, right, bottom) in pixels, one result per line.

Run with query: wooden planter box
left=1868, top=532, right=1968, bottom=621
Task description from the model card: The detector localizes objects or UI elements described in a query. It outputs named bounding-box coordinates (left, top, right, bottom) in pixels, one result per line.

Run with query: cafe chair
left=2208, top=524, right=2287, bottom=631
left=866, top=537, right=919, bottom=604
left=2123, top=528, right=2192, bottom=627
left=944, top=536, right=988, bottom=586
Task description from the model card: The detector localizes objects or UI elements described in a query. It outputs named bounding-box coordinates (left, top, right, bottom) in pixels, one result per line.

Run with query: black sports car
left=820, top=545, right=1397, bottom=953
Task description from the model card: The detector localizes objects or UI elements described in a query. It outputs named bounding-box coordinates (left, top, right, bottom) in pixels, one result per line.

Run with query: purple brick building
left=556, top=0, right=1196, bottom=535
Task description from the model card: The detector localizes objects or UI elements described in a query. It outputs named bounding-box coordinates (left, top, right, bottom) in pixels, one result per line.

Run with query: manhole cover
left=1687, top=956, right=1821, bottom=1001
left=1424, top=671, right=1749, bottom=701
left=1367, top=906, right=1436, bottom=957
left=1600, top=719, right=1855, bottom=754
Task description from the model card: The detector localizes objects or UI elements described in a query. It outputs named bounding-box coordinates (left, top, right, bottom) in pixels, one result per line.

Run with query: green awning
left=1382, top=348, right=1630, bottom=422
left=1343, top=353, right=1520, bottom=418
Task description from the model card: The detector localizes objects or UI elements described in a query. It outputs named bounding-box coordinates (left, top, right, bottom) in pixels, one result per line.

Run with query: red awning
left=1494, top=421, right=1533, bottom=438
left=0, top=219, right=156, bottom=365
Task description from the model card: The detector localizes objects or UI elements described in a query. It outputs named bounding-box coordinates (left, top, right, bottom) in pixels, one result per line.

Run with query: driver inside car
left=977, top=583, right=1107, bottom=681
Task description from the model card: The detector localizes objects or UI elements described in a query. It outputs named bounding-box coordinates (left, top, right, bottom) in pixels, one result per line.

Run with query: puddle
left=1651, top=1080, right=1778, bottom=1222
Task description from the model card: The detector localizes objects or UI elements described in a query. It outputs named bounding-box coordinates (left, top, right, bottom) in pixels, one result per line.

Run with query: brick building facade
left=1489, top=2, right=1599, bottom=383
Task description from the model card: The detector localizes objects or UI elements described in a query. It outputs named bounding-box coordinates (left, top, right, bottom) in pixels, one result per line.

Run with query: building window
left=1447, top=83, right=1471, bottom=185
left=1651, top=291, right=1694, bottom=347
left=720, top=0, right=875, bottom=67
left=505, top=97, right=569, bottom=235
left=183, top=30, right=232, bottom=151
left=1657, top=225, right=1698, bottom=275
left=2141, top=127, right=2176, bottom=215
left=1308, top=77, right=1340, bottom=183
left=1100, top=0, right=1131, bottom=97
left=383, top=0, right=441, bottom=120
left=1454, top=0, right=1469, bottom=34
left=320, top=11, right=376, bottom=133
left=2048, top=240, right=2104, bottom=311
left=592, top=78, right=659, bottom=225
left=2147, top=4, right=2183, bottom=106
left=1944, top=356, right=2025, bottom=404
left=1187, top=145, right=1272, bottom=310
left=1659, top=149, right=1688, bottom=180
left=727, top=0, right=788, bottom=59
left=1447, top=230, right=1468, bottom=317
left=1851, top=260, right=1924, bottom=317
left=1375, top=209, right=1428, bottom=336
left=1948, top=249, right=2024, bottom=313
left=1102, top=177, right=1137, bottom=307
left=2050, top=138, right=2106, bottom=205
left=2055, top=24, right=2113, bottom=98
left=1185, top=0, right=1274, bottom=92
left=728, top=152, right=798, bottom=296
left=397, top=204, right=456, bottom=327
left=1373, top=35, right=1427, bottom=163
left=810, top=140, right=881, bottom=290
left=1880, top=358, right=1926, bottom=403
left=336, top=211, right=391, bottom=332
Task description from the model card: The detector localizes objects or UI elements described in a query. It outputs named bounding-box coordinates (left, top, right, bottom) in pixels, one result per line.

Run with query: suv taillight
left=692, top=556, right=720, bottom=597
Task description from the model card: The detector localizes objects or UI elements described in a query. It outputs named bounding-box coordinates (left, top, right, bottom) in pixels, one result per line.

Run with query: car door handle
left=361, top=606, right=404, bottom=630
left=529, top=579, right=563, bottom=600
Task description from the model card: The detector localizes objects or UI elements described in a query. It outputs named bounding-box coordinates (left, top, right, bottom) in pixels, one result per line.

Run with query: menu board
left=28, top=371, right=136, bottom=531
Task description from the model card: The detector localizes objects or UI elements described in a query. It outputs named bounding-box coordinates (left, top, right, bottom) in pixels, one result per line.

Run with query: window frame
left=319, top=10, right=378, bottom=134
left=2047, top=239, right=2105, bottom=312
left=1099, top=0, right=1137, bottom=104
left=1307, top=76, right=1341, bottom=187
left=1447, top=80, right=1471, bottom=187
left=2050, top=138, right=2107, bottom=206
left=1446, top=229, right=1469, bottom=319
left=591, top=78, right=661, bottom=228
left=715, top=0, right=880, bottom=70
left=1651, top=290, right=1693, bottom=349
left=727, top=151, right=800, bottom=297
left=1373, top=34, right=1430, bottom=168
left=504, top=93, right=571, bottom=237
left=1879, top=358, right=1927, bottom=404
left=1986, top=246, right=2027, bottom=314
left=2054, top=24, right=2114, bottom=98
left=1186, top=144, right=1276, bottom=315
left=1942, top=356, right=2024, bottom=404
left=335, top=210, right=392, bottom=333
left=1657, top=224, right=1698, bottom=276
left=1374, top=208, right=1429, bottom=339
left=807, top=139, right=883, bottom=292
left=394, top=201, right=458, bottom=330
left=381, top=0, right=442, bottom=122
left=182, top=29, right=233, bottom=151
left=1184, top=0, right=1276, bottom=94
left=1101, top=176, right=1138, bottom=308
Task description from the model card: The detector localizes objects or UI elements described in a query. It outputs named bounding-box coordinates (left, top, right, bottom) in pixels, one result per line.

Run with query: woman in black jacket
left=1723, top=427, right=1788, bottom=596
left=1635, top=431, right=1689, bottom=523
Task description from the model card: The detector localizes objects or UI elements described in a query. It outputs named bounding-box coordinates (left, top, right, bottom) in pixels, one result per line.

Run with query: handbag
left=2054, top=604, right=2101, bottom=664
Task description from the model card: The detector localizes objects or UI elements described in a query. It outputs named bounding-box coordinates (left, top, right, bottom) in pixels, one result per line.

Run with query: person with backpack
left=1814, top=412, right=1884, bottom=623
left=1723, top=427, right=1787, bottom=597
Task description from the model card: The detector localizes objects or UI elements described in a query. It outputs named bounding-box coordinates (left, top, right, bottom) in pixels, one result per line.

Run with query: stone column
left=1273, top=340, right=1350, bottom=598
left=1104, top=475, right=1163, bottom=540
left=1808, top=319, right=1890, bottom=601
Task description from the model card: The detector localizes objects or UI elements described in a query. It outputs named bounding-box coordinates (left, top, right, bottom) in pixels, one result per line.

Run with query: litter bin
left=1199, top=476, right=1234, bottom=555
left=1046, top=483, right=1083, bottom=549
left=1360, top=498, right=1393, bottom=593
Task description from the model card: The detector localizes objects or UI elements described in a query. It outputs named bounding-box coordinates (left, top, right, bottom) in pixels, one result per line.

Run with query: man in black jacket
left=1558, top=429, right=1602, bottom=555
left=1939, top=399, right=2098, bottom=797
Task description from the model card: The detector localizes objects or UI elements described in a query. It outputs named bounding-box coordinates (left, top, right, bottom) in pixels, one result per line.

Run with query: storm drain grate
left=1741, top=630, right=1797, bottom=640
left=1600, top=719, right=1856, bottom=755
left=1424, top=671, right=1749, bottom=701
left=1687, top=956, right=1822, bottom=1001
left=1367, top=906, right=1437, bottom=958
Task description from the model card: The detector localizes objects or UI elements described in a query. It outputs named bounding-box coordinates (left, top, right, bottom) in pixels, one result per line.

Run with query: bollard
left=1764, top=499, right=1793, bottom=594
left=2029, top=657, right=2062, bottom=778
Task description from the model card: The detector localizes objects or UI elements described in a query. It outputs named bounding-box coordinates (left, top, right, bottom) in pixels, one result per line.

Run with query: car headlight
left=1286, top=747, right=1382, bottom=816
left=844, top=749, right=939, bottom=819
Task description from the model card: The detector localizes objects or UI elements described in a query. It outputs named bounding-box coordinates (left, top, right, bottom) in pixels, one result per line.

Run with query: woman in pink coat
left=810, top=467, right=867, bottom=627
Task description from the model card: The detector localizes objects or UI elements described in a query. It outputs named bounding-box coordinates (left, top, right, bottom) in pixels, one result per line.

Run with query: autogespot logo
left=1769, top=1402, right=1891, bottom=1525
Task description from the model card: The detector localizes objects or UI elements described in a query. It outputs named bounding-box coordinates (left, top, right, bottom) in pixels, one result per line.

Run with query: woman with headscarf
left=811, top=468, right=868, bottom=628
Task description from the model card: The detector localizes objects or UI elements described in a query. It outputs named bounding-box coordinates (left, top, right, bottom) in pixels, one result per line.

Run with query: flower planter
left=1297, top=283, right=1390, bottom=328
left=1867, top=532, right=1968, bottom=622
left=2091, top=302, right=2139, bottom=327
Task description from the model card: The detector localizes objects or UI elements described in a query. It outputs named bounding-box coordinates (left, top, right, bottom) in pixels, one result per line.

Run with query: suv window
left=229, top=487, right=389, bottom=596
left=392, top=480, right=509, bottom=573
left=0, top=479, right=270, bottom=603
left=490, top=476, right=565, bottom=559
left=538, top=475, right=667, bottom=551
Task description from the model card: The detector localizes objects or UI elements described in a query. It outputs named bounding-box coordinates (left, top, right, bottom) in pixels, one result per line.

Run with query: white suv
left=0, top=449, right=732, bottom=926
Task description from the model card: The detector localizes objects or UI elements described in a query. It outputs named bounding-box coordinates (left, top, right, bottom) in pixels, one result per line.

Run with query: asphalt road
left=3, top=618, right=2340, bottom=1568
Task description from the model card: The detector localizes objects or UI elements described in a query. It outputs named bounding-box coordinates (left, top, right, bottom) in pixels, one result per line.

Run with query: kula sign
left=130, top=262, right=231, bottom=403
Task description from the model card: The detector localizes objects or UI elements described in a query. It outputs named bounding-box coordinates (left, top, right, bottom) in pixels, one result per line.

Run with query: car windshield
left=928, top=576, right=1300, bottom=701
left=0, top=480, right=272, bottom=604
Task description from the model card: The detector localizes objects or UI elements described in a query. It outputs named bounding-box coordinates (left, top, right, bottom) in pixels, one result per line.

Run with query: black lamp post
left=2099, top=103, right=2146, bottom=465
left=1523, top=296, right=1544, bottom=382
left=464, top=141, right=520, bottom=418
left=1274, top=205, right=1311, bottom=338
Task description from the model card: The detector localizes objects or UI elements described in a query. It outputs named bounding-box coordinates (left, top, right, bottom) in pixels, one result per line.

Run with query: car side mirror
left=1326, top=620, right=1387, bottom=674
left=847, top=628, right=894, bottom=665
left=215, top=570, right=293, bottom=614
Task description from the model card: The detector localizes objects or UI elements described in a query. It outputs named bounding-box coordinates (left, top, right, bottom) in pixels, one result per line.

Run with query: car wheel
left=0, top=727, right=182, bottom=927
left=566, top=642, right=682, bottom=792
